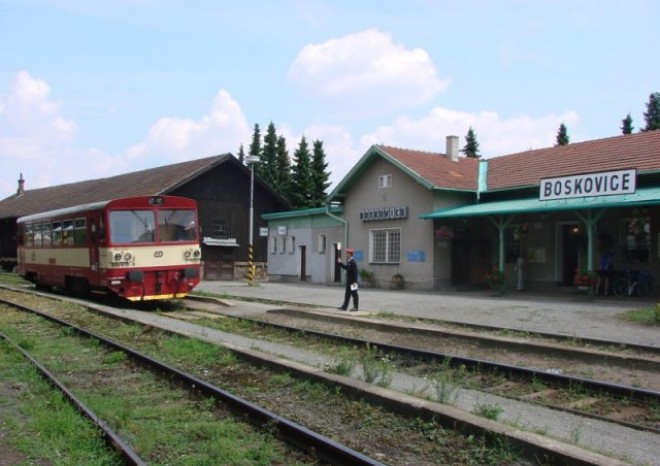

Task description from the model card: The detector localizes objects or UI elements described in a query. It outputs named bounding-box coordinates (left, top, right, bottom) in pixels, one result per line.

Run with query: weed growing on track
left=473, top=402, right=504, bottom=420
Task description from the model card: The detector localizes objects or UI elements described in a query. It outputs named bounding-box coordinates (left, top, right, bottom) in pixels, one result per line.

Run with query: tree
left=556, top=123, right=570, bottom=146
left=461, top=127, right=481, bottom=158
left=289, top=136, right=315, bottom=208
left=237, top=143, right=246, bottom=163
left=642, top=92, right=660, bottom=131
left=275, top=135, right=292, bottom=200
left=310, top=140, right=331, bottom=206
left=248, top=124, right=261, bottom=159
left=621, top=113, right=634, bottom=135
left=257, top=122, right=277, bottom=186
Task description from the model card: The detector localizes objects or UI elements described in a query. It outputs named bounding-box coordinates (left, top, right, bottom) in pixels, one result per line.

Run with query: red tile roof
left=0, top=154, right=230, bottom=219
left=377, top=145, right=480, bottom=191
left=487, top=130, right=660, bottom=191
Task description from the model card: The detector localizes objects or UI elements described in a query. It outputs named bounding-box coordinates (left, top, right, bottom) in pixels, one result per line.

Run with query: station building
left=264, top=130, right=660, bottom=293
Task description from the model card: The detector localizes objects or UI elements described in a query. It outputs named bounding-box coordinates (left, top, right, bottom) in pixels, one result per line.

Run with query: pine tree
left=290, top=136, right=315, bottom=208
left=621, top=113, right=634, bottom=135
left=642, top=92, right=660, bottom=131
left=237, top=144, right=246, bottom=163
left=275, top=135, right=292, bottom=200
left=257, top=122, right=277, bottom=186
left=248, top=124, right=261, bottom=159
left=556, top=123, right=570, bottom=146
left=461, top=127, right=481, bottom=158
left=310, top=140, right=331, bottom=206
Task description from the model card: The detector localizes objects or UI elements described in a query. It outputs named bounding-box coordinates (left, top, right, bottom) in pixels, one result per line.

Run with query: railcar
left=16, top=195, right=202, bottom=301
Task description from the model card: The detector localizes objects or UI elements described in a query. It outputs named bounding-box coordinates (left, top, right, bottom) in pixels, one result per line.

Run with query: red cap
left=346, top=248, right=354, bottom=254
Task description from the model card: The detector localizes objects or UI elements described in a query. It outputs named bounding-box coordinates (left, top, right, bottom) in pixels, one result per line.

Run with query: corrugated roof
left=0, top=154, right=231, bottom=219
left=487, top=130, right=660, bottom=191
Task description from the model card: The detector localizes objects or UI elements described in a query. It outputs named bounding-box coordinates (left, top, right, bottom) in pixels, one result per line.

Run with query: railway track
left=180, top=301, right=660, bottom=433
left=1, top=285, right=656, bottom=465
left=0, top=298, right=383, bottom=465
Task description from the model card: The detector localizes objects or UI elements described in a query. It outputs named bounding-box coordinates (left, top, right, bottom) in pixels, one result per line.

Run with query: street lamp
left=245, top=154, right=260, bottom=285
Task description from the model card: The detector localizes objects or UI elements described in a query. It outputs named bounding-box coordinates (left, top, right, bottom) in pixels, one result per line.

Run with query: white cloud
left=125, top=89, right=250, bottom=162
left=289, top=29, right=449, bottom=116
left=361, top=107, right=580, bottom=158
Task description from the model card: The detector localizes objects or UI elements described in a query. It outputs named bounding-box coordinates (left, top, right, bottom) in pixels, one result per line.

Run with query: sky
left=1, top=0, right=659, bottom=200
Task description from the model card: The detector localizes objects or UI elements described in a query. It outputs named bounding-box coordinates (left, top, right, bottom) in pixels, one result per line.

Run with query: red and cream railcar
left=17, top=195, right=202, bottom=301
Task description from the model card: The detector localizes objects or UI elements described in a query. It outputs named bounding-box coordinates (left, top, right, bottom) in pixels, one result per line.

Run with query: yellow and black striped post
left=247, top=243, right=254, bottom=285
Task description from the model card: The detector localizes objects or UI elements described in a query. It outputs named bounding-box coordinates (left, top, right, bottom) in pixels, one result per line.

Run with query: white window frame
left=369, top=228, right=401, bottom=264
left=270, top=236, right=277, bottom=254
left=378, top=174, right=392, bottom=188
left=318, top=233, right=327, bottom=253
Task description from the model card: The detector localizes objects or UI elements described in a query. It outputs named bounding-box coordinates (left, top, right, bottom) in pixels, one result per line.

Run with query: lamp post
left=245, top=155, right=260, bottom=285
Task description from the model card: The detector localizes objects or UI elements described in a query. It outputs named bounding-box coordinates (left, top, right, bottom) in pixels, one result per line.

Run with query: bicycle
left=613, top=269, right=656, bottom=297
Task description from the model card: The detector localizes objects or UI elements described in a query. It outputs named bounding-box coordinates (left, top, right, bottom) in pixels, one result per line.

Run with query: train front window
left=158, top=209, right=197, bottom=241
left=109, top=210, right=156, bottom=244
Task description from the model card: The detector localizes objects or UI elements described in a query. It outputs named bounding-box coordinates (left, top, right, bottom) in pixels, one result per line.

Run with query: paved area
left=195, top=280, right=659, bottom=348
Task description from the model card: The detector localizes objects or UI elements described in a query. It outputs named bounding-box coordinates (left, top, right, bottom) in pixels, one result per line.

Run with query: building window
left=369, top=228, right=400, bottom=263
left=270, top=236, right=277, bottom=254
left=318, top=234, right=327, bottom=253
left=378, top=174, right=392, bottom=188
left=289, top=236, right=296, bottom=253
left=621, top=215, right=651, bottom=263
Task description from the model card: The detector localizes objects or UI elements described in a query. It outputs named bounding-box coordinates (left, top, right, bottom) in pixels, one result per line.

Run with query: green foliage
left=472, top=402, right=503, bottom=420
left=290, top=136, right=315, bottom=208
left=257, top=122, right=278, bottom=187
left=556, top=122, right=570, bottom=145
left=621, top=113, right=634, bottom=134
left=310, top=140, right=331, bottom=206
left=643, top=91, right=660, bottom=131
left=240, top=123, right=331, bottom=208
left=461, top=126, right=481, bottom=158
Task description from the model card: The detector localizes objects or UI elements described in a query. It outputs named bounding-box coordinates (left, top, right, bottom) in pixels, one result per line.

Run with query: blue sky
left=1, top=0, right=658, bottom=199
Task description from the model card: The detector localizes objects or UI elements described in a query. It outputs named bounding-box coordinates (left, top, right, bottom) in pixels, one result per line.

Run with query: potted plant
left=390, top=273, right=404, bottom=290
left=573, top=269, right=594, bottom=292
left=485, top=266, right=506, bottom=296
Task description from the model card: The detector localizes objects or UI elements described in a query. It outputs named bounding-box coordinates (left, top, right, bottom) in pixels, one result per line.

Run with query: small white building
left=262, top=206, right=345, bottom=284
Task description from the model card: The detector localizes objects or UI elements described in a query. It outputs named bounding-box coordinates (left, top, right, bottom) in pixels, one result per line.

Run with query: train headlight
left=114, top=253, right=122, bottom=261
left=193, top=249, right=201, bottom=258
left=124, top=252, right=132, bottom=261
left=184, top=250, right=191, bottom=258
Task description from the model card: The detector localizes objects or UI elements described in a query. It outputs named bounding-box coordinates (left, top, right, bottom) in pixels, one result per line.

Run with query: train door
left=89, top=213, right=102, bottom=285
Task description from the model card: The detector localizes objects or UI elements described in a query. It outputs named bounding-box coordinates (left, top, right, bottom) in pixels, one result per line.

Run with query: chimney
left=446, top=135, right=459, bottom=162
left=17, top=173, right=25, bottom=196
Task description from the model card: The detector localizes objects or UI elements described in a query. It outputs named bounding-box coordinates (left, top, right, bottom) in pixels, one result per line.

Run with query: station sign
left=540, top=169, right=636, bottom=201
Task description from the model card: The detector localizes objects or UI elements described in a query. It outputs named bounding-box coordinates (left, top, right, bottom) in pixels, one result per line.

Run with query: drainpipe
left=325, top=201, right=348, bottom=260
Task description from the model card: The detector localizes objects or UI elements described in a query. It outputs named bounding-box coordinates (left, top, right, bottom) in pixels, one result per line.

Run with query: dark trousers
left=341, top=286, right=359, bottom=310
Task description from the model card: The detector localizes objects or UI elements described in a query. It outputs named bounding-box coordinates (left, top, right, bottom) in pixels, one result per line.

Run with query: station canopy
left=421, top=186, right=660, bottom=220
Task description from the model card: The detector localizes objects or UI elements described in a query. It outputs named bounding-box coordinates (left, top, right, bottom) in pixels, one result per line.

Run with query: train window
left=109, top=210, right=155, bottom=244
left=24, top=223, right=34, bottom=246
left=52, top=221, right=62, bottom=247
left=62, top=220, right=74, bottom=246
left=74, top=218, right=86, bottom=245
left=40, top=222, right=52, bottom=247
left=158, top=209, right=197, bottom=241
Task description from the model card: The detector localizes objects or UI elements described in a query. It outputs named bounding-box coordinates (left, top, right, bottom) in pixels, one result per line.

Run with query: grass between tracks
left=0, top=289, right=529, bottom=466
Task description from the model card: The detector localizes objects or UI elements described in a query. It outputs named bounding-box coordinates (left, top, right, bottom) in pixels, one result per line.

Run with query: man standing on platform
left=337, top=248, right=359, bottom=311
